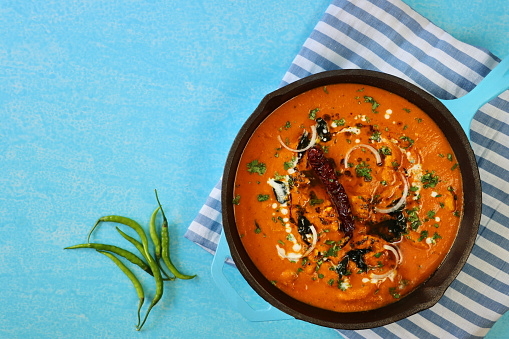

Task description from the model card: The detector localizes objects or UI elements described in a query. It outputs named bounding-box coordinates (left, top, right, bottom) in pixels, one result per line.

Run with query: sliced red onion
left=383, top=244, right=403, bottom=265
left=344, top=144, right=382, bottom=169
left=370, top=268, right=396, bottom=281
left=375, top=173, right=408, bottom=214
left=277, top=125, right=317, bottom=153
left=370, top=244, right=402, bottom=280
left=276, top=225, right=317, bottom=261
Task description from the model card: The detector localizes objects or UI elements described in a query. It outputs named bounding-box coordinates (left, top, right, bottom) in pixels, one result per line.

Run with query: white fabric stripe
left=445, top=286, right=502, bottom=320
left=281, top=71, right=302, bottom=85
left=480, top=214, right=509, bottom=243
left=475, top=236, right=509, bottom=268
left=326, top=3, right=466, bottom=97
left=291, top=54, right=326, bottom=75
left=481, top=215, right=509, bottom=248
left=479, top=167, right=509, bottom=199
left=406, top=313, right=452, bottom=338
left=383, top=322, right=421, bottom=339
left=347, top=1, right=486, bottom=88
left=429, top=303, right=491, bottom=336
left=456, top=271, right=509, bottom=310
left=471, top=136, right=509, bottom=167
left=481, top=191, right=509, bottom=221
left=388, top=0, right=496, bottom=62
left=187, top=221, right=221, bottom=244
left=349, top=329, right=384, bottom=339
left=471, top=115, right=509, bottom=142
left=314, top=18, right=410, bottom=80
left=200, top=204, right=222, bottom=225
left=210, top=186, right=222, bottom=200
left=468, top=253, right=509, bottom=285
left=302, top=37, right=360, bottom=70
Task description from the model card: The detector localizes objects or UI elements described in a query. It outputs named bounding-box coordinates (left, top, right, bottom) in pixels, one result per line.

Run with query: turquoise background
left=1, top=0, right=507, bottom=338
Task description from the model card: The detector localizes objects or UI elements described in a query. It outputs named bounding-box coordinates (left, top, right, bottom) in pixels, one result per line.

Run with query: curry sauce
left=233, top=84, right=463, bottom=312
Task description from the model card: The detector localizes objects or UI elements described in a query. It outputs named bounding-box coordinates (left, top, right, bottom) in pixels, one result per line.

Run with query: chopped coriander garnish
left=370, top=130, right=382, bottom=142
left=389, top=287, right=400, bottom=299
left=399, top=135, right=414, bottom=149
left=421, top=170, right=439, bottom=189
left=403, top=108, right=411, bottom=113
left=297, top=267, right=303, bottom=275
left=247, top=159, right=266, bottom=175
left=452, top=163, right=458, bottom=171
left=418, top=230, right=429, bottom=242
left=309, top=108, right=319, bottom=120
left=427, top=210, right=436, bottom=219
left=284, top=156, right=296, bottom=171
left=432, top=232, right=442, bottom=240
left=327, top=279, right=334, bottom=286
left=447, top=153, right=453, bottom=161
left=284, top=121, right=291, bottom=130
left=278, top=240, right=285, bottom=246
left=254, top=220, right=261, bottom=234
left=364, top=96, right=380, bottom=113
left=453, top=211, right=460, bottom=217
left=374, top=252, right=382, bottom=258
left=257, top=194, right=269, bottom=202
left=355, top=161, right=372, bottom=181
left=406, top=207, right=422, bottom=230
left=232, top=195, right=240, bottom=205
left=323, top=86, right=328, bottom=94
left=318, top=273, right=324, bottom=279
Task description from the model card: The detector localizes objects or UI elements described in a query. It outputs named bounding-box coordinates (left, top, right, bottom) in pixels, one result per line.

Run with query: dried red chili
left=308, top=146, right=355, bottom=239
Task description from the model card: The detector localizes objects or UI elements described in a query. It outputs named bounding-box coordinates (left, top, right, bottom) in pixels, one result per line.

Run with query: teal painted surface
left=0, top=0, right=507, bottom=338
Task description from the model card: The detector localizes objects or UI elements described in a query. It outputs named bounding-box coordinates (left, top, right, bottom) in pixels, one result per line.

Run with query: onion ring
left=277, top=125, right=317, bottom=153
left=344, top=144, right=382, bottom=169
left=276, top=226, right=317, bottom=261
left=370, top=244, right=402, bottom=280
left=375, top=173, right=409, bottom=214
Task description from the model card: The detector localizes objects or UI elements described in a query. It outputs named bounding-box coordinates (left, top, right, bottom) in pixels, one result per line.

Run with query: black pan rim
left=221, top=69, right=482, bottom=329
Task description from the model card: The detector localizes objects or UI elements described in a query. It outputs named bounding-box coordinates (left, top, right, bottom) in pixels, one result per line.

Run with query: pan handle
left=211, top=230, right=294, bottom=322
left=439, top=56, right=509, bottom=140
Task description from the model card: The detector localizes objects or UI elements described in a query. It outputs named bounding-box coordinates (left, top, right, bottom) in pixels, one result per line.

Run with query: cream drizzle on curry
left=233, top=84, right=463, bottom=312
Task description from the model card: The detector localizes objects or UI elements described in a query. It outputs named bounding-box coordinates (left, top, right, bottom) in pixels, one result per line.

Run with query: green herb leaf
left=247, top=159, right=266, bottom=175
left=355, top=161, right=372, bottom=181
left=421, top=170, right=439, bottom=189
left=232, top=195, right=240, bottom=205
left=257, top=194, right=269, bottom=202
left=254, top=220, right=261, bottom=234
left=364, top=96, right=380, bottom=113
left=309, top=108, right=319, bottom=120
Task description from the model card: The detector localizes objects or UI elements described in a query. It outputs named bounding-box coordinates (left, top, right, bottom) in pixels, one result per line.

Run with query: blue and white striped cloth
left=185, top=0, right=509, bottom=337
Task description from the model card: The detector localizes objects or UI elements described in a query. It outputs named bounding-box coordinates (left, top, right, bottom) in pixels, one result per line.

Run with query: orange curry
left=233, top=84, right=463, bottom=312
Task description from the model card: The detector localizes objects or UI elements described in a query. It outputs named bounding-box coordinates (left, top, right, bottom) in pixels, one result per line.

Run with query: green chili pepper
left=87, top=215, right=164, bottom=331
left=64, top=243, right=152, bottom=276
left=115, top=227, right=175, bottom=281
left=155, top=190, right=196, bottom=280
left=96, top=250, right=145, bottom=328
left=149, top=206, right=161, bottom=263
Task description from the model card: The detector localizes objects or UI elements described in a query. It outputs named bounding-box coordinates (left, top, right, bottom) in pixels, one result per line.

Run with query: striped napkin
left=185, top=0, right=509, bottom=337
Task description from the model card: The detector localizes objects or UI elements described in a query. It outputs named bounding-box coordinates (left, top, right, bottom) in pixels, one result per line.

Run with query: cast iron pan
left=217, top=62, right=508, bottom=329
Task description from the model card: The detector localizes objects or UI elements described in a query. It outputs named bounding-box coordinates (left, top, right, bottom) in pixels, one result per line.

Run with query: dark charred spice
left=316, top=118, right=332, bottom=142
left=297, top=214, right=313, bottom=246
left=368, top=210, right=408, bottom=242
left=308, top=146, right=355, bottom=240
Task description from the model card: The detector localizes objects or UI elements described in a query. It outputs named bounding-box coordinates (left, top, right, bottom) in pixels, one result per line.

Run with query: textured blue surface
left=0, top=1, right=507, bottom=338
